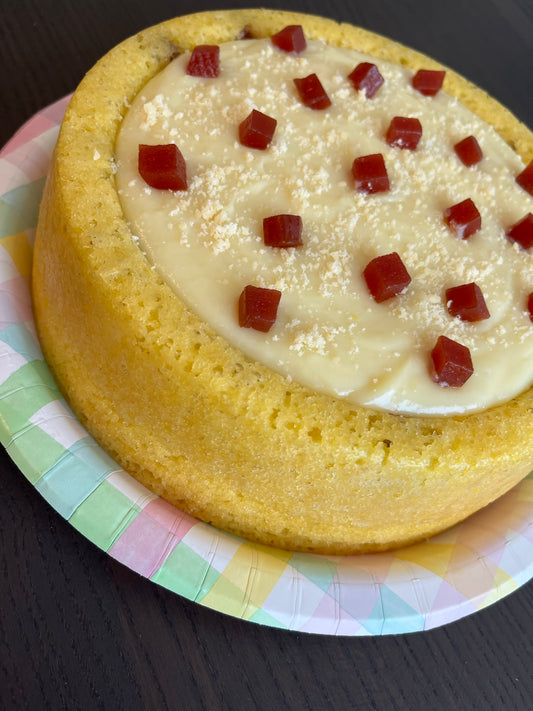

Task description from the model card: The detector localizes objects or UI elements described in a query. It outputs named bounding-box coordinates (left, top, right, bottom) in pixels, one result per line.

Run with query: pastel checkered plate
left=1, top=96, right=532, bottom=635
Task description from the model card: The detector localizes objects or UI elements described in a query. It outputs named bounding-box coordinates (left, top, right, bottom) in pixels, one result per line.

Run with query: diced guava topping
left=385, top=116, right=423, bottom=150
left=186, top=45, right=220, bottom=78
left=271, top=25, right=307, bottom=54
left=506, top=213, right=533, bottom=249
left=347, top=62, right=384, bottom=98
left=363, top=252, right=411, bottom=303
left=239, top=109, right=277, bottom=150
left=263, top=214, right=303, bottom=248
left=431, top=335, right=473, bottom=387
left=454, top=135, right=483, bottom=167
left=412, top=69, right=446, bottom=96
left=138, top=144, right=187, bottom=191
left=238, top=26, right=255, bottom=40
left=352, top=154, right=390, bottom=194
left=238, top=285, right=282, bottom=332
left=444, top=198, right=481, bottom=239
left=445, top=282, right=490, bottom=321
left=516, top=160, right=533, bottom=196
left=293, top=74, right=331, bottom=110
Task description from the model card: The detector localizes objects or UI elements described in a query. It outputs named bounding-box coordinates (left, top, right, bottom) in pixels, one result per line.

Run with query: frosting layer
left=116, top=38, right=533, bottom=415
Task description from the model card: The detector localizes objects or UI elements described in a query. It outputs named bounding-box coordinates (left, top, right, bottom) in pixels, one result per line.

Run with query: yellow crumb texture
left=32, top=9, right=533, bottom=554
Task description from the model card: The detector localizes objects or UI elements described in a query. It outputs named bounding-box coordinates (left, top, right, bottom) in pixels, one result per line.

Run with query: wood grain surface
left=1, top=1, right=532, bottom=709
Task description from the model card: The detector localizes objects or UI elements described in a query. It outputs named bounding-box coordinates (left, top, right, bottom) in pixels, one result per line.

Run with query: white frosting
left=115, top=38, right=533, bottom=415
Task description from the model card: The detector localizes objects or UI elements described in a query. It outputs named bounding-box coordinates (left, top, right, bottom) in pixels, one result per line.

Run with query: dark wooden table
left=1, top=1, right=532, bottom=709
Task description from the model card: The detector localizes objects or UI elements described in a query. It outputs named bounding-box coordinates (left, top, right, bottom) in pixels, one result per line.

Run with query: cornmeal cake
left=32, top=9, right=533, bottom=553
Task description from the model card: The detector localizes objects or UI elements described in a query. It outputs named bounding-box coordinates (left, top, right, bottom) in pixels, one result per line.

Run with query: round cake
left=32, top=9, right=533, bottom=554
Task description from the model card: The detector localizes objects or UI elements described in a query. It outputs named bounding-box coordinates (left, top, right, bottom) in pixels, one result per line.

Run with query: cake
left=32, top=9, right=533, bottom=554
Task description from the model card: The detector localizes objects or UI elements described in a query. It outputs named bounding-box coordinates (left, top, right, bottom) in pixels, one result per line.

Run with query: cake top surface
left=115, top=35, right=533, bottom=415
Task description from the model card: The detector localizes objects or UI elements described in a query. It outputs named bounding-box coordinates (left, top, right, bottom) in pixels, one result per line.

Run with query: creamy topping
left=115, top=38, right=533, bottom=415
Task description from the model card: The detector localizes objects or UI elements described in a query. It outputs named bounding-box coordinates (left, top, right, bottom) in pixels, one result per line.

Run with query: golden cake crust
left=32, top=9, right=533, bottom=554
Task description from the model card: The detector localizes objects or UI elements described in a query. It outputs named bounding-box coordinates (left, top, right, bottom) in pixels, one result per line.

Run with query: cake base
left=32, top=9, right=533, bottom=554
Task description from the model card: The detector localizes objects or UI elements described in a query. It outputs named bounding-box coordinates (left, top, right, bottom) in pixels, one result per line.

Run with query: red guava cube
left=271, top=25, right=307, bottom=53
left=444, top=198, right=481, bottom=239
left=293, top=74, right=331, bottom=110
left=506, top=213, right=533, bottom=249
left=186, top=45, right=220, bottom=77
left=238, top=285, right=282, bottom=332
left=385, top=116, right=423, bottom=150
left=445, top=282, right=490, bottom=321
left=263, top=214, right=303, bottom=247
left=412, top=69, right=446, bottom=96
left=347, top=62, right=384, bottom=98
left=363, top=252, right=411, bottom=302
left=431, top=335, right=474, bottom=387
left=238, top=26, right=255, bottom=39
left=516, top=160, right=533, bottom=196
left=352, top=154, right=390, bottom=194
left=138, top=144, right=187, bottom=191
left=454, top=135, right=483, bottom=167
left=239, top=110, right=277, bottom=150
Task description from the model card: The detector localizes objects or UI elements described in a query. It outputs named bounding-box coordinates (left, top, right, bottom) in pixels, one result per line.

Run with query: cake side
left=32, top=9, right=533, bottom=553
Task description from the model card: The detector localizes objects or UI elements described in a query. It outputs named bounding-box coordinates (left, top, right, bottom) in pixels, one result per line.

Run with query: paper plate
left=1, top=96, right=532, bottom=635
